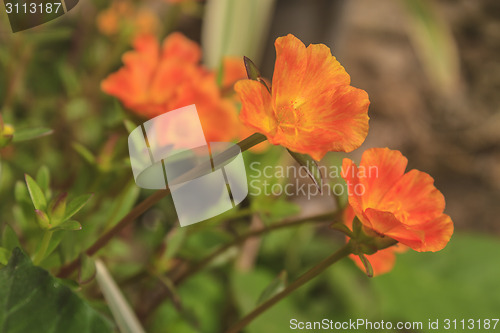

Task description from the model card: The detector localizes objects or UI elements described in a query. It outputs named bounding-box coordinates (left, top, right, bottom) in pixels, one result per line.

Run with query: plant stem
left=225, top=243, right=353, bottom=333
left=33, top=231, right=53, bottom=265
left=57, top=133, right=267, bottom=278
left=142, top=210, right=342, bottom=318
left=173, top=210, right=342, bottom=285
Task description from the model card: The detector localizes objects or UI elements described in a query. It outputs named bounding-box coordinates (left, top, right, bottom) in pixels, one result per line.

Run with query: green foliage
left=257, top=270, right=287, bottom=305
left=0, top=248, right=9, bottom=266
left=24, top=170, right=92, bottom=232
left=252, top=197, right=301, bottom=223
left=72, top=142, right=96, bottom=165
left=1, top=226, right=21, bottom=252
left=0, top=248, right=113, bottom=333
left=63, top=194, right=93, bottom=222
left=371, top=234, right=500, bottom=328
left=36, top=165, right=51, bottom=197
left=12, top=127, right=53, bottom=143
left=25, top=174, right=47, bottom=211
left=149, top=272, right=225, bottom=333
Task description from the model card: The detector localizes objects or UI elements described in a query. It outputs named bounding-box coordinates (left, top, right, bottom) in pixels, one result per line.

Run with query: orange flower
left=96, top=8, right=120, bottom=36
left=235, top=34, right=370, bottom=161
left=218, top=56, right=270, bottom=152
left=342, top=148, right=453, bottom=252
left=96, top=1, right=159, bottom=37
left=343, top=205, right=406, bottom=276
left=222, top=56, right=247, bottom=89
left=101, top=33, right=238, bottom=142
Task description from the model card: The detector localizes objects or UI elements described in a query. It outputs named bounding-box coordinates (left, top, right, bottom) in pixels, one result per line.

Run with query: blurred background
left=1, top=0, right=499, bottom=332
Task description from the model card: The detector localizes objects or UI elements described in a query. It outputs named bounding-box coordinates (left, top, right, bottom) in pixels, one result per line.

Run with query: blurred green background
left=1, top=0, right=499, bottom=332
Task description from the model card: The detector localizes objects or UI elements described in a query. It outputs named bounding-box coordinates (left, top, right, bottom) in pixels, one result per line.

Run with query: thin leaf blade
left=25, top=174, right=47, bottom=211
left=12, top=128, right=53, bottom=142
left=36, top=166, right=50, bottom=195
left=287, top=149, right=323, bottom=192
left=257, top=271, right=287, bottom=305
left=63, top=194, right=93, bottom=222
left=50, top=220, right=82, bottom=231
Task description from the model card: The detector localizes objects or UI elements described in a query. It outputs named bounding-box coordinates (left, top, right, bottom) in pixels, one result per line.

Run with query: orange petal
left=101, top=34, right=160, bottom=108
left=96, top=9, right=119, bottom=36
left=272, top=34, right=350, bottom=110
left=377, top=169, right=446, bottom=226
left=342, top=204, right=357, bottom=228
left=412, top=214, right=453, bottom=252
left=133, top=9, right=160, bottom=36
left=344, top=204, right=401, bottom=276
left=148, top=61, right=201, bottom=106
left=342, top=159, right=366, bottom=224
left=299, top=42, right=351, bottom=100
left=197, top=99, right=239, bottom=142
left=235, top=80, right=277, bottom=138
left=222, top=56, right=247, bottom=88
left=161, top=32, right=201, bottom=64
left=358, top=148, right=408, bottom=209
left=364, top=208, right=425, bottom=250
left=271, top=85, right=369, bottom=160
left=272, top=34, right=308, bottom=109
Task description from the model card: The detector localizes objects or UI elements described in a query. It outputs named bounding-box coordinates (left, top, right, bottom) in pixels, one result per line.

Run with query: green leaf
left=64, top=194, right=93, bottom=222
left=78, top=254, right=96, bottom=285
left=12, top=206, right=29, bottom=230
left=45, top=231, right=64, bottom=260
left=1, top=226, right=21, bottom=252
left=164, top=227, right=187, bottom=260
left=104, top=183, right=140, bottom=227
left=35, top=209, right=51, bottom=229
left=243, top=56, right=270, bottom=92
left=123, top=119, right=137, bottom=134
left=257, top=270, right=287, bottom=305
left=0, top=135, right=13, bottom=148
left=72, top=142, right=96, bottom=165
left=48, top=192, right=68, bottom=225
left=36, top=166, right=50, bottom=196
left=231, top=269, right=296, bottom=333
left=24, top=28, right=73, bottom=44
left=12, top=128, right=53, bottom=143
left=253, top=197, right=301, bottom=224
left=0, top=248, right=10, bottom=266
left=14, top=181, right=30, bottom=205
left=25, top=174, right=47, bottom=211
left=0, top=248, right=114, bottom=333
left=51, top=220, right=82, bottom=231
left=287, top=149, right=323, bottom=192
left=244, top=56, right=261, bottom=80
left=154, top=228, right=187, bottom=272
